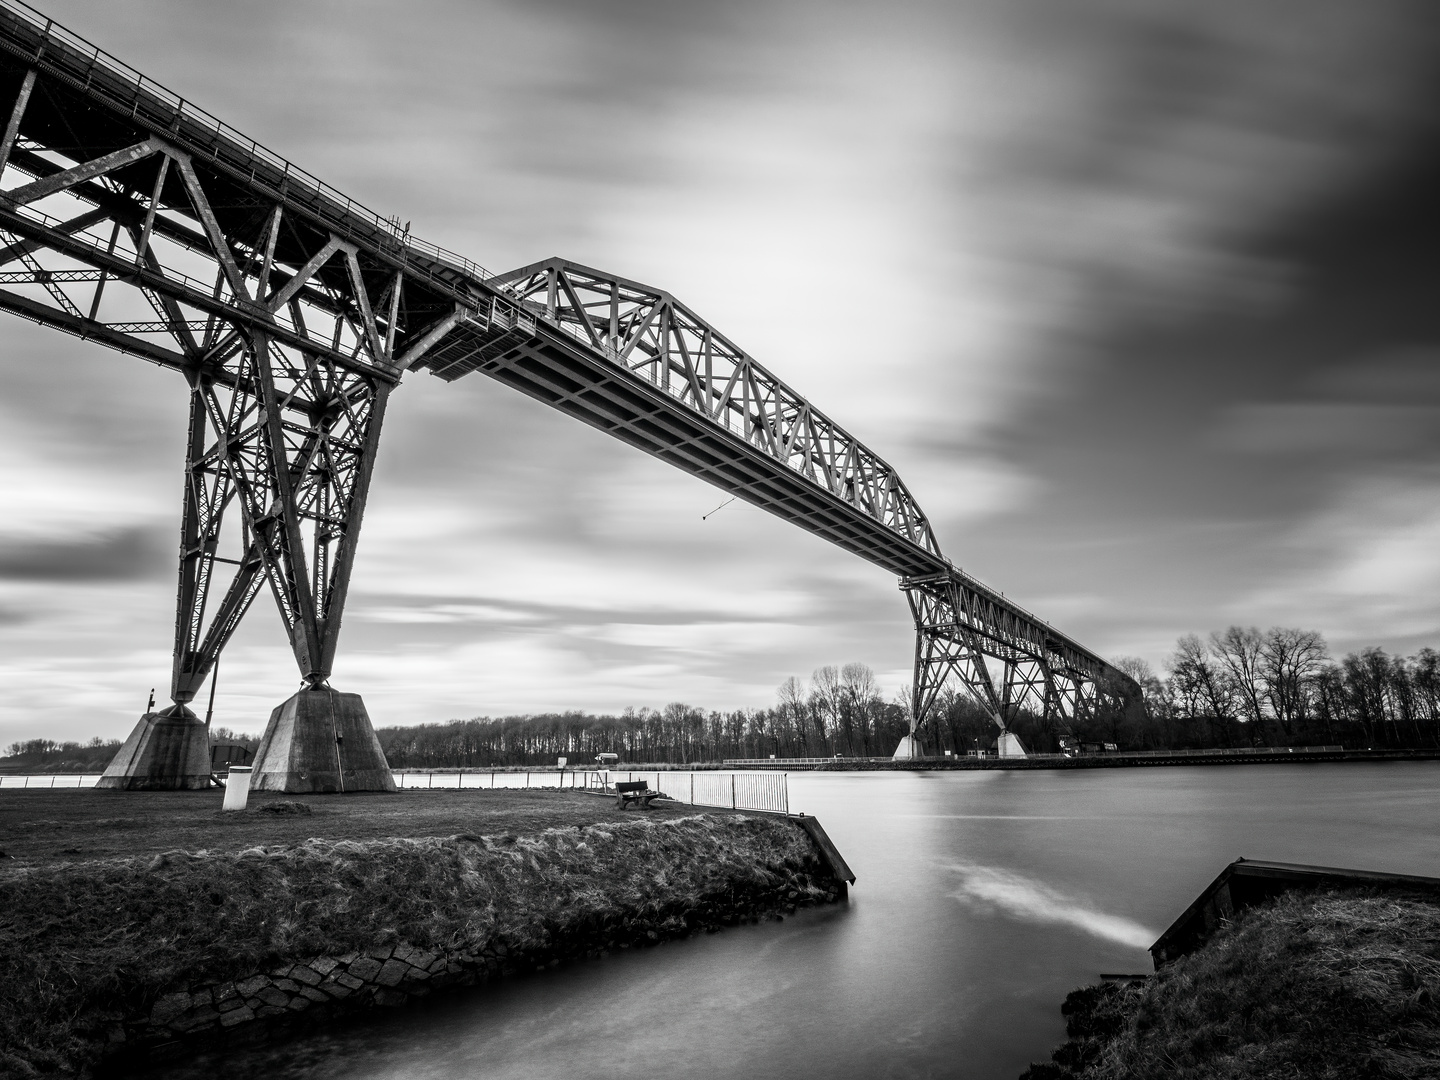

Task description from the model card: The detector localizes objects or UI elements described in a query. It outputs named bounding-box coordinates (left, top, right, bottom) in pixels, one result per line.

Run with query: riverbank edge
left=2, top=813, right=849, bottom=1078
left=731, top=748, right=1440, bottom=771
left=7, top=748, right=1439, bottom=776
left=1020, top=888, right=1440, bottom=1079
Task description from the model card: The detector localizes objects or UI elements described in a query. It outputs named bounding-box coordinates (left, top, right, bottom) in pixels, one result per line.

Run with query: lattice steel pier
left=0, top=4, right=1137, bottom=789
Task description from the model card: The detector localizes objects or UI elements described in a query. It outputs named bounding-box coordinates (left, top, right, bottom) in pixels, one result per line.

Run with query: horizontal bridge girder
left=0, top=205, right=402, bottom=385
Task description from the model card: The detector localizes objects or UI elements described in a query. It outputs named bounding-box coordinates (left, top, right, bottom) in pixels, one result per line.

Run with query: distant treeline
left=378, top=663, right=912, bottom=767
left=381, top=631, right=1440, bottom=767
left=1101, top=628, right=1440, bottom=753
left=927, top=628, right=1440, bottom=756
left=9, top=629, right=1435, bottom=773
left=1, top=738, right=121, bottom=773
left=0, top=727, right=258, bottom=774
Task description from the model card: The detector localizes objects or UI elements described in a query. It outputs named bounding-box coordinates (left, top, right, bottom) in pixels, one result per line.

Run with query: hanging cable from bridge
left=702, top=496, right=737, bottom=521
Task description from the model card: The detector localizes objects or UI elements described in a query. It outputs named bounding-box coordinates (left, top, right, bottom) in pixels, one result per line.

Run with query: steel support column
left=903, top=572, right=1135, bottom=756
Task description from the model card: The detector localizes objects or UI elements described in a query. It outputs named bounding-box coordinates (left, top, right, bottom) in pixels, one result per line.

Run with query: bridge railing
left=0, top=1, right=494, bottom=290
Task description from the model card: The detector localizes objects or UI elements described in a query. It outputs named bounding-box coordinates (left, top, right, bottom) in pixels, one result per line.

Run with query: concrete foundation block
left=248, top=688, right=395, bottom=794
left=96, top=706, right=212, bottom=790
left=997, top=731, right=1029, bottom=758
left=891, top=734, right=922, bottom=759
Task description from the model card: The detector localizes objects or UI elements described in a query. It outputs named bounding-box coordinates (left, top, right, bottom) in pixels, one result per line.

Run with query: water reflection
left=149, top=763, right=1440, bottom=1080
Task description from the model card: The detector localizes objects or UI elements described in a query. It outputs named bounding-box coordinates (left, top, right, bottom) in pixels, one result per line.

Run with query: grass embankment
left=1024, top=890, right=1440, bottom=1079
left=0, top=791, right=837, bottom=1076
left=0, top=788, right=687, bottom=867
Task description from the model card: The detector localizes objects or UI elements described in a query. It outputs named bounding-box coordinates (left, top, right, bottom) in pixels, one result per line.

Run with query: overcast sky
left=3, top=0, right=1439, bottom=744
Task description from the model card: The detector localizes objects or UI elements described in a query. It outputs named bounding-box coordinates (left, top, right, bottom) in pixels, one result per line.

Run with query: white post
left=222, top=766, right=253, bottom=811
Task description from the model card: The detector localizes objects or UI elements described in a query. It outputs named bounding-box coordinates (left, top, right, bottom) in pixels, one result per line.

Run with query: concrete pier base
left=892, top=734, right=922, bottom=759
left=249, top=688, right=396, bottom=793
left=997, top=731, right=1029, bottom=758
left=96, top=705, right=212, bottom=790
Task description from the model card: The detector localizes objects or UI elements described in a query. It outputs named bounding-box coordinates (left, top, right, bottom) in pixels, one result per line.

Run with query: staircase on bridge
left=0, top=2, right=1139, bottom=790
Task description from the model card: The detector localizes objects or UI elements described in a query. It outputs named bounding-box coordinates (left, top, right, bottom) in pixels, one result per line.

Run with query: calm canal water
left=152, top=763, right=1440, bottom=1080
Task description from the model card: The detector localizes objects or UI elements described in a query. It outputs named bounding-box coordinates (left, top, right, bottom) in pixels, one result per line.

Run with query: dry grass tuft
left=1024, top=889, right=1440, bottom=1080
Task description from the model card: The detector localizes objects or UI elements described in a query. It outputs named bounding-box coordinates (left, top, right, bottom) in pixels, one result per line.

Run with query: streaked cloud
left=0, top=526, right=169, bottom=582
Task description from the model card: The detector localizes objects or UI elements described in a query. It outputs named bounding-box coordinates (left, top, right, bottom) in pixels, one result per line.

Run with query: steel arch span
left=0, top=2, right=1137, bottom=786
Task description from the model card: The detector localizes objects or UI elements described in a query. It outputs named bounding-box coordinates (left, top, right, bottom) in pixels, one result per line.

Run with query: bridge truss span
left=0, top=0, right=1138, bottom=785
left=487, top=258, right=942, bottom=561
left=903, top=571, right=1133, bottom=741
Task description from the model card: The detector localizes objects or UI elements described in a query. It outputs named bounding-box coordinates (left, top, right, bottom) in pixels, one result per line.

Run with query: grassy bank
left=0, top=788, right=700, bottom=867
left=0, top=793, right=838, bottom=1076
left=1024, top=889, right=1440, bottom=1079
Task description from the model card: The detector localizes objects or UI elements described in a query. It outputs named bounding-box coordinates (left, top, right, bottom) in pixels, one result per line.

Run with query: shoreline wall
left=1, top=813, right=848, bottom=1077
left=727, top=748, right=1440, bottom=771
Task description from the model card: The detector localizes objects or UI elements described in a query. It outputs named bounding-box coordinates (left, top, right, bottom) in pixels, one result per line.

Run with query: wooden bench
left=614, top=780, right=662, bottom=810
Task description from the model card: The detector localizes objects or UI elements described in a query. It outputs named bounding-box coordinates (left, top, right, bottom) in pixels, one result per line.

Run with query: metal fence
left=0, top=774, right=102, bottom=788
left=579, top=770, right=789, bottom=814
left=1115, top=745, right=1345, bottom=757
left=394, top=768, right=788, bottom=813
left=725, top=756, right=887, bottom=767
left=392, top=769, right=589, bottom=791
left=1018, top=745, right=1348, bottom=761
left=0, top=769, right=790, bottom=811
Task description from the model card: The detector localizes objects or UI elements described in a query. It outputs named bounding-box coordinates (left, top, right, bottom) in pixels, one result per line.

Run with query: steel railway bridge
left=0, top=3, right=1138, bottom=790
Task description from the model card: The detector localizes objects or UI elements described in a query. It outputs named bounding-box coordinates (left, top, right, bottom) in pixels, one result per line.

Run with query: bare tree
left=1112, top=656, right=1166, bottom=712
left=1409, top=649, right=1440, bottom=746
left=840, top=662, right=880, bottom=756
left=1169, top=633, right=1239, bottom=746
left=777, top=676, right=809, bottom=755
left=812, top=665, right=847, bottom=753
left=1341, top=648, right=1391, bottom=747
left=1109, top=656, right=1168, bottom=746
left=1311, top=663, right=1346, bottom=745
left=1209, top=626, right=1267, bottom=742
left=1259, top=628, right=1328, bottom=739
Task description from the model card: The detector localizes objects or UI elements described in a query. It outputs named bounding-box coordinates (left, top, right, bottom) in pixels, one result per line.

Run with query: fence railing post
left=731, top=773, right=736, bottom=809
